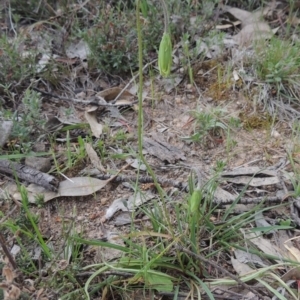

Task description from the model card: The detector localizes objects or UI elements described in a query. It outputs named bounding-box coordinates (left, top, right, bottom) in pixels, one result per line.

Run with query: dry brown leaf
left=225, top=6, right=266, bottom=26
left=231, top=257, right=253, bottom=276
left=223, top=175, right=279, bottom=187
left=255, top=211, right=275, bottom=234
left=225, top=6, right=255, bottom=25
left=13, top=177, right=110, bottom=202
left=23, top=279, right=35, bottom=292
left=14, top=164, right=129, bottom=203
left=96, top=87, right=134, bottom=102
left=284, top=245, right=300, bottom=262
left=222, top=167, right=277, bottom=177
left=1, top=264, right=21, bottom=300
left=104, top=192, right=155, bottom=221
left=223, top=5, right=273, bottom=47
left=84, top=108, right=103, bottom=138
left=66, top=40, right=90, bottom=60
left=52, top=260, right=69, bottom=272
left=288, top=15, right=300, bottom=26
left=234, top=248, right=265, bottom=267
left=233, top=22, right=272, bottom=47
left=3, top=284, right=21, bottom=300
left=2, top=266, right=16, bottom=283
left=13, top=184, right=57, bottom=203
left=245, top=231, right=283, bottom=261
left=36, top=288, right=45, bottom=299
left=85, top=142, right=106, bottom=172
left=281, top=267, right=300, bottom=282
left=58, top=177, right=109, bottom=197
left=214, top=186, right=235, bottom=202
left=94, top=231, right=125, bottom=262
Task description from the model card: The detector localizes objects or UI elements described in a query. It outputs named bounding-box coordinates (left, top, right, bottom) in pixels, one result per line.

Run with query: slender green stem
left=136, top=0, right=144, bottom=161
left=159, top=0, right=169, bottom=33
left=136, top=0, right=172, bottom=228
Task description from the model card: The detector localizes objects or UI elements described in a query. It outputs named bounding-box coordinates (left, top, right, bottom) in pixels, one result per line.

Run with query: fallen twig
left=32, top=87, right=137, bottom=107
left=0, top=159, right=59, bottom=192
left=0, top=232, right=18, bottom=270
left=94, top=173, right=287, bottom=206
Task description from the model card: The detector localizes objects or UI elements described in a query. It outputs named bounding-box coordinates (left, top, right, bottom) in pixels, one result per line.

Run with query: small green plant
left=228, top=116, right=241, bottom=128
left=73, top=163, right=291, bottom=298
left=187, top=170, right=204, bottom=252
left=0, top=35, right=36, bottom=85
left=225, top=133, right=237, bottom=153
left=184, top=109, right=227, bottom=143
left=19, top=185, right=52, bottom=259
left=96, top=140, right=107, bottom=161
left=0, top=183, right=88, bottom=298
left=10, top=0, right=56, bottom=21
left=287, top=172, right=300, bottom=197
left=85, top=7, right=138, bottom=74
left=60, top=134, right=87, bottom=171
left=225, top=119, right=239, bottom=154
left=214, top=160, right=226, bottom=172
left=112, top=129, right=128, bottom=142
left=256, top=37, right=300, bottom=85
left=84, top=2, right=162, bottom=75
left=34, top=194, right=45, bottom=208
left=8, top=89, right=44, bottom=150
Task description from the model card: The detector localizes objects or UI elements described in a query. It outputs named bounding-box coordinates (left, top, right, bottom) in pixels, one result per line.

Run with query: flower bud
left=158, top=32, right=172, bottom=77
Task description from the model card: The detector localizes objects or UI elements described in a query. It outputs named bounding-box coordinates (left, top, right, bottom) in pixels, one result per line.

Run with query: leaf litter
left=2, top=1, right=300, bottom=299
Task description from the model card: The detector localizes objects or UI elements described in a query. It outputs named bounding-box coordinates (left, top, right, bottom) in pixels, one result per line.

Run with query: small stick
left=0, top=232, right=18, bottom=270
left=32, top=87, right=137, bottom=107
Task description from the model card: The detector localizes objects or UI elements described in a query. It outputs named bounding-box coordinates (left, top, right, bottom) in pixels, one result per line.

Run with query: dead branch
left=0, top=159, right=59, bottom=192
left=95, top=173, right=286, bottom=206
left=32, top=87, right=137, bottom=107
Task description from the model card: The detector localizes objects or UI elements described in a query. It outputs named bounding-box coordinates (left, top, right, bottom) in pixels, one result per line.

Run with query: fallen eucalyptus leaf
left=58, top=177, right=109, bottom=196
left=13, top=177, right=111, bottom=203
left=85, top=143, right=106, bottom=172
left=104, top=192, right=155, bottom=221
left=85, top=108, right=103, bottom=138
left=223, top=176, right=280, bottom=187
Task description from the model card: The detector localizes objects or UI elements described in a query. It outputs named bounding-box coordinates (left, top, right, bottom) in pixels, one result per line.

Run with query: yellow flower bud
left=158, top=32, right=172, bottom=77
